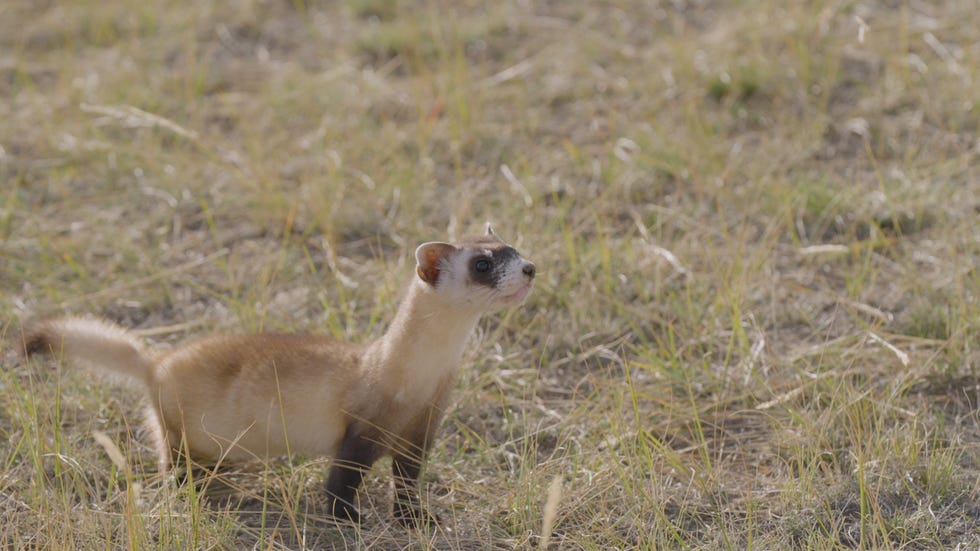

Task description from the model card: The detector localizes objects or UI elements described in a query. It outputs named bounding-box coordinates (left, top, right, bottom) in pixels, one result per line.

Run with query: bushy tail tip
left=20, top=317, right=153, bottom=387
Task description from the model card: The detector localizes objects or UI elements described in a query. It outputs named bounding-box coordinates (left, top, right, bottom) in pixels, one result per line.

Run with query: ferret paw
left=393, top=499, right=438, bottom=528
left=328, top=498, right=361, bottom=524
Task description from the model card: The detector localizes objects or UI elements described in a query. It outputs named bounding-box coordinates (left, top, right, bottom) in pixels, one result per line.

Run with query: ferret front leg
left=391, top=409, right=441, bottom=528
left=391, top=449, right=438, bottom=528
left=325, top=426, right=381, bottom=524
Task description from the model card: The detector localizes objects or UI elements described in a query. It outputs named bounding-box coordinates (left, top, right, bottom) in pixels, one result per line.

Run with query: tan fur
left=22, top=230, right=536, bottom=504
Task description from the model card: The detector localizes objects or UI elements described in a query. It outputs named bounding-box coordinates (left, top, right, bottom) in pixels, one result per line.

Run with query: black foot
left=393, top=499, right=438, bottom=529
left=328, top=497, right=361, bottom=524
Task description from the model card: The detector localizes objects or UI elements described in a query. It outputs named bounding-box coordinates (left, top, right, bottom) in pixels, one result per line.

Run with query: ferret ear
left=484, top=222, right=495, bottom=236
left=415, top=242, right=458, bottom=285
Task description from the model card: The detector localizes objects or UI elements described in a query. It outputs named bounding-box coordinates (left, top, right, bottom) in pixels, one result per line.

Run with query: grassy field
left=2, top=0, right=979, bottom=548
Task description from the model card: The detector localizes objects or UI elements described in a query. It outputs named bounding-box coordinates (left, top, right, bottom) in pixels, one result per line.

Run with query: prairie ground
left=1, top=0, right=979, bottom=549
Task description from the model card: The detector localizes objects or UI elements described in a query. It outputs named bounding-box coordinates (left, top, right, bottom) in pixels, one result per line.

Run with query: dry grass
left=2, top=0, right=979, bottom=549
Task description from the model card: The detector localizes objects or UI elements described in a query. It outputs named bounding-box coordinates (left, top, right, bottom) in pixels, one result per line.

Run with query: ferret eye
left=474, top=258, right=492, bottom=273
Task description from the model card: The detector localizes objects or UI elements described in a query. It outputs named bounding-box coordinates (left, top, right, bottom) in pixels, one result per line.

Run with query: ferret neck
left=367, top=279, right=484, bottom=402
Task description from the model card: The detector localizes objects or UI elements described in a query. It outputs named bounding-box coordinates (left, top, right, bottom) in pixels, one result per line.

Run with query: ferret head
left=414, top=224, right=536, bottom=311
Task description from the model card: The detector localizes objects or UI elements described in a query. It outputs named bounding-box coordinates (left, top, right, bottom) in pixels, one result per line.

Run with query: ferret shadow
left=190, top=463, right=355, bottom=534
left=172, top=461, right=424, bottom=548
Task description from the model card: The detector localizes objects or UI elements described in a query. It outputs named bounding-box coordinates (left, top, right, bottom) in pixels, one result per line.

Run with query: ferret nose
left=522, top=262, right=536, bottom=279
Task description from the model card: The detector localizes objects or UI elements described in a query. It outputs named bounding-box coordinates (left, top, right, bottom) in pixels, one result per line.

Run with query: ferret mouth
left=502, top=282, right=533, bottom=303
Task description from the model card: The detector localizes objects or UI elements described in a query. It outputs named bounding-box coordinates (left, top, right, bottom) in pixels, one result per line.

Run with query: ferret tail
left=23, top=316, right=154, bottom=388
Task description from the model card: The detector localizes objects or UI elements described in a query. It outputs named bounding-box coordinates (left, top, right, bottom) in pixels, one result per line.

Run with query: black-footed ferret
left=23, top=225, right=536, bottom=527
